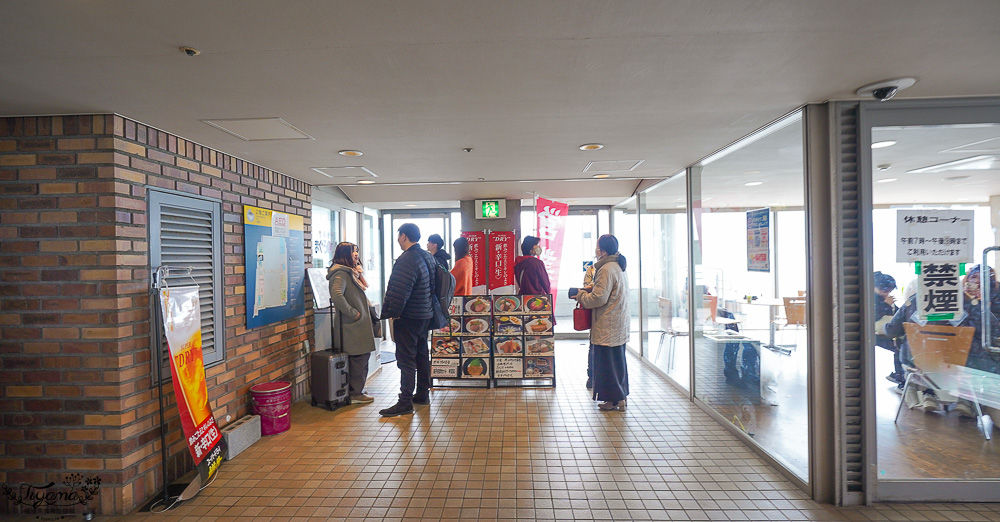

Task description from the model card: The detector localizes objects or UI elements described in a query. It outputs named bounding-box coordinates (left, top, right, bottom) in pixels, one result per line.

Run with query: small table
left=743, top=298, right=791, bottom=354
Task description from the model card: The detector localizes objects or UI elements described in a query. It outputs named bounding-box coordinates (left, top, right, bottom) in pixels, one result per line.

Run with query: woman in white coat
left=573, top=234, right=630, bottom=411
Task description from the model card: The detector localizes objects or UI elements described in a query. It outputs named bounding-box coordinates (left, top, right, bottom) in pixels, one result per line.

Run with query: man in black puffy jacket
left=379, top=223, right=434, bottom=417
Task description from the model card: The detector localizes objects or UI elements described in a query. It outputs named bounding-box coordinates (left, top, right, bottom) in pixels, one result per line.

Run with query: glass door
left=863, top=99, right=1000, bottom=501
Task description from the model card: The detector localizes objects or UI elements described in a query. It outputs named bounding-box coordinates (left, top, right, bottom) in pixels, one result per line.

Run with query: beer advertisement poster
left=160, top=286, right=225, bottom=482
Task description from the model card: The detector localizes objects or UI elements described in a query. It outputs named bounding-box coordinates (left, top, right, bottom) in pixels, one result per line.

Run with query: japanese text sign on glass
left=895, top=209, right=974, bottom=262
left=746, top=208, right=770, bottom=272
left=916, top=262, right=964, bottom=321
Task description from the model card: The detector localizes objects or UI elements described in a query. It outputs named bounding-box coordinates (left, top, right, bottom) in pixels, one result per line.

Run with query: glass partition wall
left=639, top=174, right=690, bottom=389
left=689, top=111, right=810, bottom=481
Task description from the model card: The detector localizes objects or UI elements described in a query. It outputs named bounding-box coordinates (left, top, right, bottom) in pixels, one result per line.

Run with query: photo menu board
left=430, top=294, right=555, bottom=387
left=493, top=295, right=555, bottom=384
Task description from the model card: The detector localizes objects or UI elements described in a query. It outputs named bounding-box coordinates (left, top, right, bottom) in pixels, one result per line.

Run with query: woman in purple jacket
left=514, top=235, right=551, bottom=296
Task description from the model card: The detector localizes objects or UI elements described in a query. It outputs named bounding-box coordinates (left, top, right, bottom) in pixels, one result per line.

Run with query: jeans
left=393, top=316, right=432, bottom=405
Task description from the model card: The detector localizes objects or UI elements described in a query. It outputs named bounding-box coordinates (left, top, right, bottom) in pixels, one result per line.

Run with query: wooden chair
left=705, top=295, right=739, bottom=329
left=655, top=297, right=688, bottom=370
left=775, top=296, right=807, bottom=351
left=895, top=323, right=975, bottom=424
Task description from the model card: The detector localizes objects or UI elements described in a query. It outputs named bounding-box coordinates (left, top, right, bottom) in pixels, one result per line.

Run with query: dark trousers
left=592, top=343, right=629, bottom=403
left=348, top=353, right=370, bottom=396
left=393, top=317, right=432, bottom=405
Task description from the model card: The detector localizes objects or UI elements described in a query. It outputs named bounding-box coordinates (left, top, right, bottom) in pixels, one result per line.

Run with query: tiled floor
left=110, top=341, right=1000, bottom=521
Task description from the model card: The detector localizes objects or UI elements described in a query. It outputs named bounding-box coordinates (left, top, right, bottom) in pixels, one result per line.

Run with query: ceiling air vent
left=201, top=118, right=314, bottom=141
left=311, top=166, right=378, bottom=181
left=583, top=159, right=644, bottom=173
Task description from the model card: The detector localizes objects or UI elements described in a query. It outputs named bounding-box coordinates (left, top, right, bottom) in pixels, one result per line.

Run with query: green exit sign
left=475, top=199, right=506, bottom=219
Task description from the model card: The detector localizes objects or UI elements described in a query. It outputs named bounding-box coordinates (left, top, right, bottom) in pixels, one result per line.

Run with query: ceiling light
left=744, top=170, right=760, bottom=175
left=871, top=141, right=897, bottom=149
left=876, top=178, right=898, bottom=183
left=339, top=150, right=363, bottom=157
left=744, top=181, right=763, bottom=187
left=357, top=180, right=374, bottom=185
left=592, top=174, right=610, bottom=179
left=579, top=143, right=604, bottom=151
left=944, top=175, right=970, bottom=181
left=907, top=155, right=995, bottom=174
left=405, top=204, right=418, bottom=207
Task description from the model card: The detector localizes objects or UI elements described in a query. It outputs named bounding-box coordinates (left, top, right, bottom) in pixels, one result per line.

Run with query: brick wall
left=0, top=114, right=314, bottom=515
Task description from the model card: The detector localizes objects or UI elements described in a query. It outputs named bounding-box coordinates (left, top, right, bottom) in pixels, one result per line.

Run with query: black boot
left=379, top=401, right=414, bottom=417
left=412, top=390, right=430, bottom=405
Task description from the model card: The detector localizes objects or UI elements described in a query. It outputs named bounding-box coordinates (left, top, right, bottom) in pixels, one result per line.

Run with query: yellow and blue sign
left=244, top=205, right=306, bottom=329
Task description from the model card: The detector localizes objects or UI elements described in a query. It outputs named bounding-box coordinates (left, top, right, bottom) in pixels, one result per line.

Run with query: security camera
left=180, top=46, right=201, bottom=57
left=871, top=86, right=898, bottom=102
left=856, top=77, right=916, bottom=102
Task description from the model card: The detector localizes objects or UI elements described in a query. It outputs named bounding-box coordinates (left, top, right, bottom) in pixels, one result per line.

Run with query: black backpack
left=420, top=251, right=456, bottom=329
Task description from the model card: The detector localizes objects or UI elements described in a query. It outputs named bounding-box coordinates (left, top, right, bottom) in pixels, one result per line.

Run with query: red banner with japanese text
left=461, top=231, right=487, bottom=294
left=536, top=197, right=569, bottom=307
left=159, top=286, right=225, bottom=483
left=488, top=231, right=516, bottom=294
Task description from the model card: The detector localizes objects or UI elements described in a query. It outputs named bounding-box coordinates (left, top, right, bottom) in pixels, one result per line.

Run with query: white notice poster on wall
left=895, top=209, right=974, bottom=262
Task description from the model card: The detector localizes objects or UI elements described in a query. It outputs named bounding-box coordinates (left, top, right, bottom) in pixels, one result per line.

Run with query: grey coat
left=327, top=265, right=377, bottom=356
left=576, top=254, right=629, bottom=347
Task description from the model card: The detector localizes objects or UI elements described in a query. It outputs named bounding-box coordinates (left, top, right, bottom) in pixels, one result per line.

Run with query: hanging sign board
left=895, top=209, right=974, bottom=262
left=488, top=231, right=516, bottom=295
left=244, top=205, right=306, bottom=328
left=536, top=197, right=568, bottom=307
left=746, top=208, right=770, bottom=272
left=916, top=261, right=964, bottom=321
left=159, top=286, right=226, bottom=483
left=462, top=231, right=488, bottom=294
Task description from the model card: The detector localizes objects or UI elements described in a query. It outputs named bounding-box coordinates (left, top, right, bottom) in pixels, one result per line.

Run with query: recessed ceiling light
left=744, top=181, right=763, bottom=186
left=405, top=204, right=418, bottom=207
left=744, top=170, right=760, bottom=175
left=592, top=174, right=610, bottom=179
left=339, top=150, right=363, bottom=157
left=876, top=178, right=898, bottom=183
left=871, top=141, right=897, bottom=149
left=579, top=143, right=604, bottom=151
left=357, top=180, right=374, bottom=185
left=908, top=155, right=995, bottom=174
left=675, top=204, right=686, bottom=208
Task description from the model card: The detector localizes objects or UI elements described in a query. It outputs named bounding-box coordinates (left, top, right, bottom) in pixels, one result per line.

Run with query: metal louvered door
left=149, top=190, right=225, bottom=371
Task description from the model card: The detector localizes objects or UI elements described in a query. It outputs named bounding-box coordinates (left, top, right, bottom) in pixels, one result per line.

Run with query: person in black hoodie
left=426, top=234, right=451, bottom=270
left=379, top=223, right=435, bottom=417
left=873, top=271, right=903, bottom=386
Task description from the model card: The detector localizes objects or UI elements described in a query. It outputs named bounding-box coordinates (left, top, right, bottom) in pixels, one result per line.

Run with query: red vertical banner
left=536, top=197, right=569, bottom=306
left=159, top=286, right=225, bottom=484
left=462, top=231, right=487, bottom=294
left=488, top=231, right=516, bottom=294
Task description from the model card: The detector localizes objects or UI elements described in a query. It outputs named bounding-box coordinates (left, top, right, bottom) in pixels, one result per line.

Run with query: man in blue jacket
left=379, top=223, right=434, bottom=417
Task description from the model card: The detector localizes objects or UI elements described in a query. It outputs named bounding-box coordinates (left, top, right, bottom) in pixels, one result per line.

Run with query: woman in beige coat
left=327, top=242, right=377, bottom=404
left=574, top=234, right=630, bottom=411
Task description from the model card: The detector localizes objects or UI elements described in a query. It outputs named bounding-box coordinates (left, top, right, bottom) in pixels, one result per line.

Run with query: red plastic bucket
left=250, top=381, right=291, bottom=436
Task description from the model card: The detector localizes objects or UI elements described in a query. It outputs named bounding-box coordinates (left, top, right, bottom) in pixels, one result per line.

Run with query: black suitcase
left=310, top=349, right=351, bottom=409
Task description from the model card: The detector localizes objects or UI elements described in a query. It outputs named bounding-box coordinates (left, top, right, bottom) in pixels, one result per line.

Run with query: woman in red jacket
left=513, top=235, right=551, bottom=295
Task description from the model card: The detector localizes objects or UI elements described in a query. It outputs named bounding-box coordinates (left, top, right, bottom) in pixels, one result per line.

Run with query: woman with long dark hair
left=573, top=234, right=630, bottom=411
left=327, top=242, right=377, bottom=403
left=451, top=237, right=473, bottom=296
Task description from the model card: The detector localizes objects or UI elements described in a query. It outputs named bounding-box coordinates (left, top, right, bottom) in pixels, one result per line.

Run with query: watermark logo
left=2, top=474, right=101, bottom=510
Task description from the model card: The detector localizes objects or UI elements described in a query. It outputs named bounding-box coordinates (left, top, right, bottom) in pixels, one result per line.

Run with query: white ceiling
left=2, top=1, right=1000, bottom=208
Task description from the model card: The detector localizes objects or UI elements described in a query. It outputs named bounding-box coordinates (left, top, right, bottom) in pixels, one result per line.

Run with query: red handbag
left=573, top=302, right=592, bottom=331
